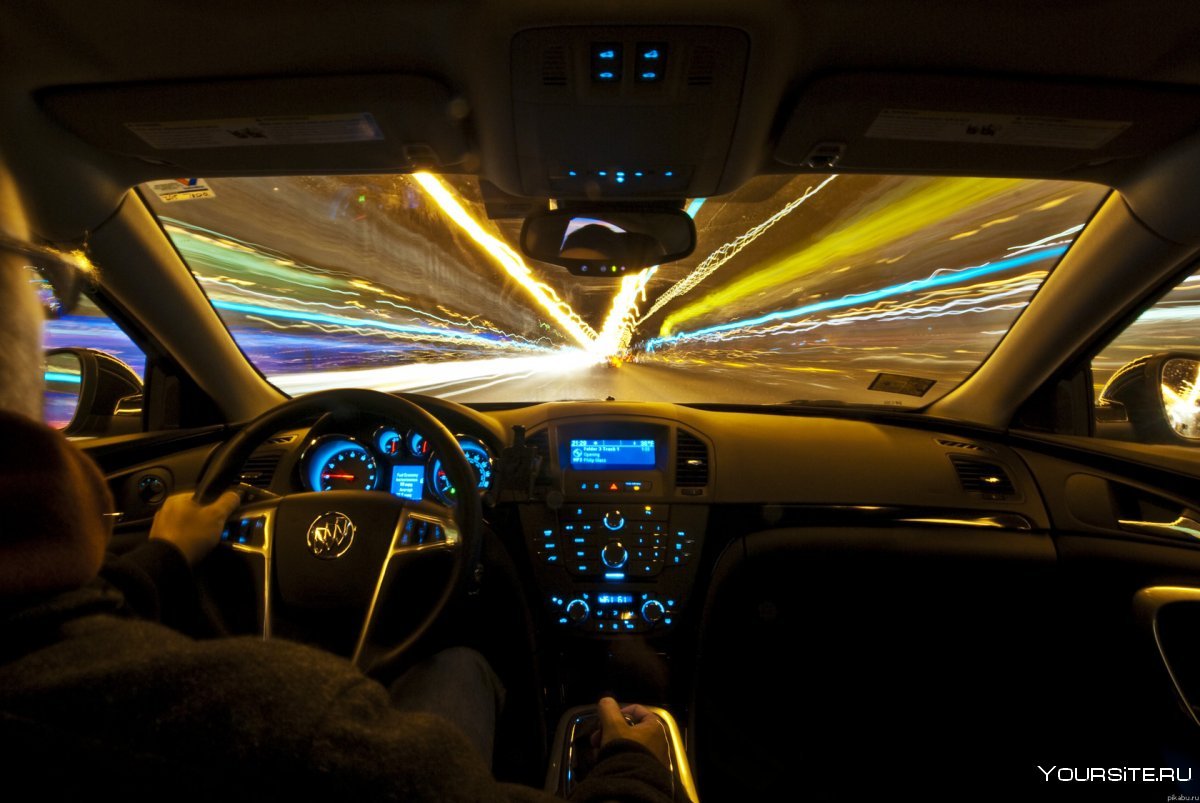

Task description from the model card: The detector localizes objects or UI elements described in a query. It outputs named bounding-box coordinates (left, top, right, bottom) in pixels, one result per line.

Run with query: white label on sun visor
left=865, top=109, right=1130, bottom=150
left=145, top=178, right=215, bottom=203
left=125, top=113, right=383, bottom=150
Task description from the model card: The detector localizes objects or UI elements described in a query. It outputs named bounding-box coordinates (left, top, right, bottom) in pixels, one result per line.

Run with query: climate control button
left=641, top=599, right=665, bottom=624
left=566, top=598, right=590, bottom=623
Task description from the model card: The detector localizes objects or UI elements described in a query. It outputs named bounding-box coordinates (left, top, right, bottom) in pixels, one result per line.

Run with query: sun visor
left=775, top=74, right=1200, bottom=177
left=38, top=75, right=470, bottom=175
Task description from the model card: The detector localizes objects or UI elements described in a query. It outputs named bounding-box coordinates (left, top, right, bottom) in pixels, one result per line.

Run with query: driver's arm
left=99, top=490, right=239, bottom=632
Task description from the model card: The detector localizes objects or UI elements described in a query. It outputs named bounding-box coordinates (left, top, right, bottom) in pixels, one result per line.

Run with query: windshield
left=143, top=174, right=1106, bottom=406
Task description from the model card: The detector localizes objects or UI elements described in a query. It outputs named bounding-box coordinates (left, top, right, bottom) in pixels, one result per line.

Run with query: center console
left=519, top=419, right=710, bottom=636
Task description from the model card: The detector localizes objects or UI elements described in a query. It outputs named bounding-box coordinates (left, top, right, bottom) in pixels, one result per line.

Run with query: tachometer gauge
left=302, top=437, right=381, bottom=492
left=428, top=436, right=493, bottom=505
left=375, top=426, right=402, bottom=457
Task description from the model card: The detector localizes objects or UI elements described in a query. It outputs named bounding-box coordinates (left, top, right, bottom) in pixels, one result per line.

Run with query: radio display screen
left=569, top=439, right=656, bottom=470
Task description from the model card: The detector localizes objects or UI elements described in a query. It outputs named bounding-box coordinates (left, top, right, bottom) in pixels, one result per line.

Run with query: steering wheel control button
left=306, top=511, right=356, bottom=559
left=602, top=510, right=626, bottom=531
left=222, top=515, right=266, bottom=547
left=400, top=516, right=447, bottom=546
left=601, top=541, right=629, bottom=569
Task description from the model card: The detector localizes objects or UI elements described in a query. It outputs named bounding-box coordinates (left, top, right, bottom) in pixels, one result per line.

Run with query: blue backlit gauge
left=302, top=437, right=380, bottom=492
left=406, top=429, right=430, bottom=458
left=375, top=426, right=402, bottom=457
left=428, top=436, right=493, bottom=505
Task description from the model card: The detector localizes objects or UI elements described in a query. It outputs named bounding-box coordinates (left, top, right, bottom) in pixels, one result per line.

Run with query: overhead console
left=507, top=26, right=750, bottom=199
left=517, top=417, right=712, bottom=637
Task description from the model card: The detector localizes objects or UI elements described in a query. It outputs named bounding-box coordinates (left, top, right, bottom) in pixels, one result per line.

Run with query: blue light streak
left=211, top=299, right=504, bottom=345
left=685, top=198, right=706, bottom=218
left=646, top=245, right=1068, bottom=349
left=44, top=371, right=81, bottom=384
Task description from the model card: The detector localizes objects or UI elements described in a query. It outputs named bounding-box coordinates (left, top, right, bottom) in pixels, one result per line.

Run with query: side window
left=1091, top=268, right=1200, bottom=445
left=43, top=293, right=145, bottom=432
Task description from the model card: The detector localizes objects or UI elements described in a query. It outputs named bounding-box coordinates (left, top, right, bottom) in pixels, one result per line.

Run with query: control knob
left=603, top=510, right=626, bottom=531
left=566, top=599, right=590, bottom=623
left=601, top=541, right=628, bottom=569
left=641, top=599, right=665, bottom=624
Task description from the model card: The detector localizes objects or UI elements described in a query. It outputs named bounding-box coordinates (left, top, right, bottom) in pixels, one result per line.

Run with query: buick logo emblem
left=307, top=511, right=356, bottom=559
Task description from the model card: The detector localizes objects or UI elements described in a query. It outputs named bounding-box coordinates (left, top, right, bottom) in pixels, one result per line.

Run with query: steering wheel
left=193, top=388, right=483, bottom=679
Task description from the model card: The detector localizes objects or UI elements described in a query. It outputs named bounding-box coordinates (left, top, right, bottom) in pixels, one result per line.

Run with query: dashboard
left=108, top=398, right=1054, bottom=645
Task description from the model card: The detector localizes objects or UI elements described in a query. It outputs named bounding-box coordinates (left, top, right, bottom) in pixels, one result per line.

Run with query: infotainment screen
left=390, top=464, right=425, bottom=501
left=569, top=438, right=656, bottom=470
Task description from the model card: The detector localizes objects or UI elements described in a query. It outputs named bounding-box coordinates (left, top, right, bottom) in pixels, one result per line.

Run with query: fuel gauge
left=375, top=426, right=403, bottom=458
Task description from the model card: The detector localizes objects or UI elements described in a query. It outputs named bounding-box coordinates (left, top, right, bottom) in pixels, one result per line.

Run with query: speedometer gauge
left=428, top=436, right=493, bottom=505
left=302, top=437, right=380, bottom=492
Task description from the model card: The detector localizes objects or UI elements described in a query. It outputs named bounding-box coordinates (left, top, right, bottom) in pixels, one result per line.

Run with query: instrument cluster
left=299, top=424, right=493, bottom=505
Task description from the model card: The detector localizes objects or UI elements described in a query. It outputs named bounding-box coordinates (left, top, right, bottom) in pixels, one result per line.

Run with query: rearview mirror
left=520, top=207, right=695, bottom=276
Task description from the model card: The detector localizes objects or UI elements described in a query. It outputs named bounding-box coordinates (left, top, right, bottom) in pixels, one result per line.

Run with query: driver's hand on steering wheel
left=149, top=490, right=241, bottom=566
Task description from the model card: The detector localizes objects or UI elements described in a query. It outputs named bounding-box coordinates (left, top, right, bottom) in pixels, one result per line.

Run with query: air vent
left=676, top=430, right=709, bottom=487
left=541, top=46, right=568, bottom=86
left=949, top=456, right=1016, bottom=497
left=686, top=45, right=717, bottom=86
left=240, top=451, right=283, bottom=490
left=526, top=428, right=550, bottom=458
left=936, top=438, right=993, bottom=454
left=526, top=429, right=552, bottom=485
left=265, top=434, right=297, bottom=446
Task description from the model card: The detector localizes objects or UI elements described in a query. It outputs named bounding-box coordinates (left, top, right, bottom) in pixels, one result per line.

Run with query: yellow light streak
left=659, top=177, right=1023, bottom=336
left=639, top=175, right=839, bottom=325
left=595, top=268, right=657, bottom=357
left=411, top=172, right=598, bottom=351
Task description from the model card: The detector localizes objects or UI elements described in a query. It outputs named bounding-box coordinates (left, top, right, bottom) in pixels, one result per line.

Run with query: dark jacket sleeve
left=567, top=740, right=677, bottom=802
left=98, top=540, right=210, bottom=632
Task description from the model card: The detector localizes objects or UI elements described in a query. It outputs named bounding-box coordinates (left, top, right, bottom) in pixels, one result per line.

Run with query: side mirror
left=44, top=347, right=143, bottom=437
left=520, top=207, right=696, bottom=276
left=1098, top=352, right=1200, bottom=443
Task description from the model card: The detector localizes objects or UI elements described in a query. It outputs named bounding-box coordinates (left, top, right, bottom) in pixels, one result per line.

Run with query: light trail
left=594, top=268, right=658, bottom=357
left=657, top=177, right=1026, bottom=336
left=411, top=172, right=600, bottom=352
left=645, top=245, right=1067, bottom=349
left=210, top=299, right=534, bottom=347
left=271, top=350, right=593, bottom=396
left=638, top=176, right=839, bottom=325
left=170, top=217, right=555, bottom=351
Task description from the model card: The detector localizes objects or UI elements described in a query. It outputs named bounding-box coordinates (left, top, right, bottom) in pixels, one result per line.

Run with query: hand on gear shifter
left=593, top=696, right=671, bottom=768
